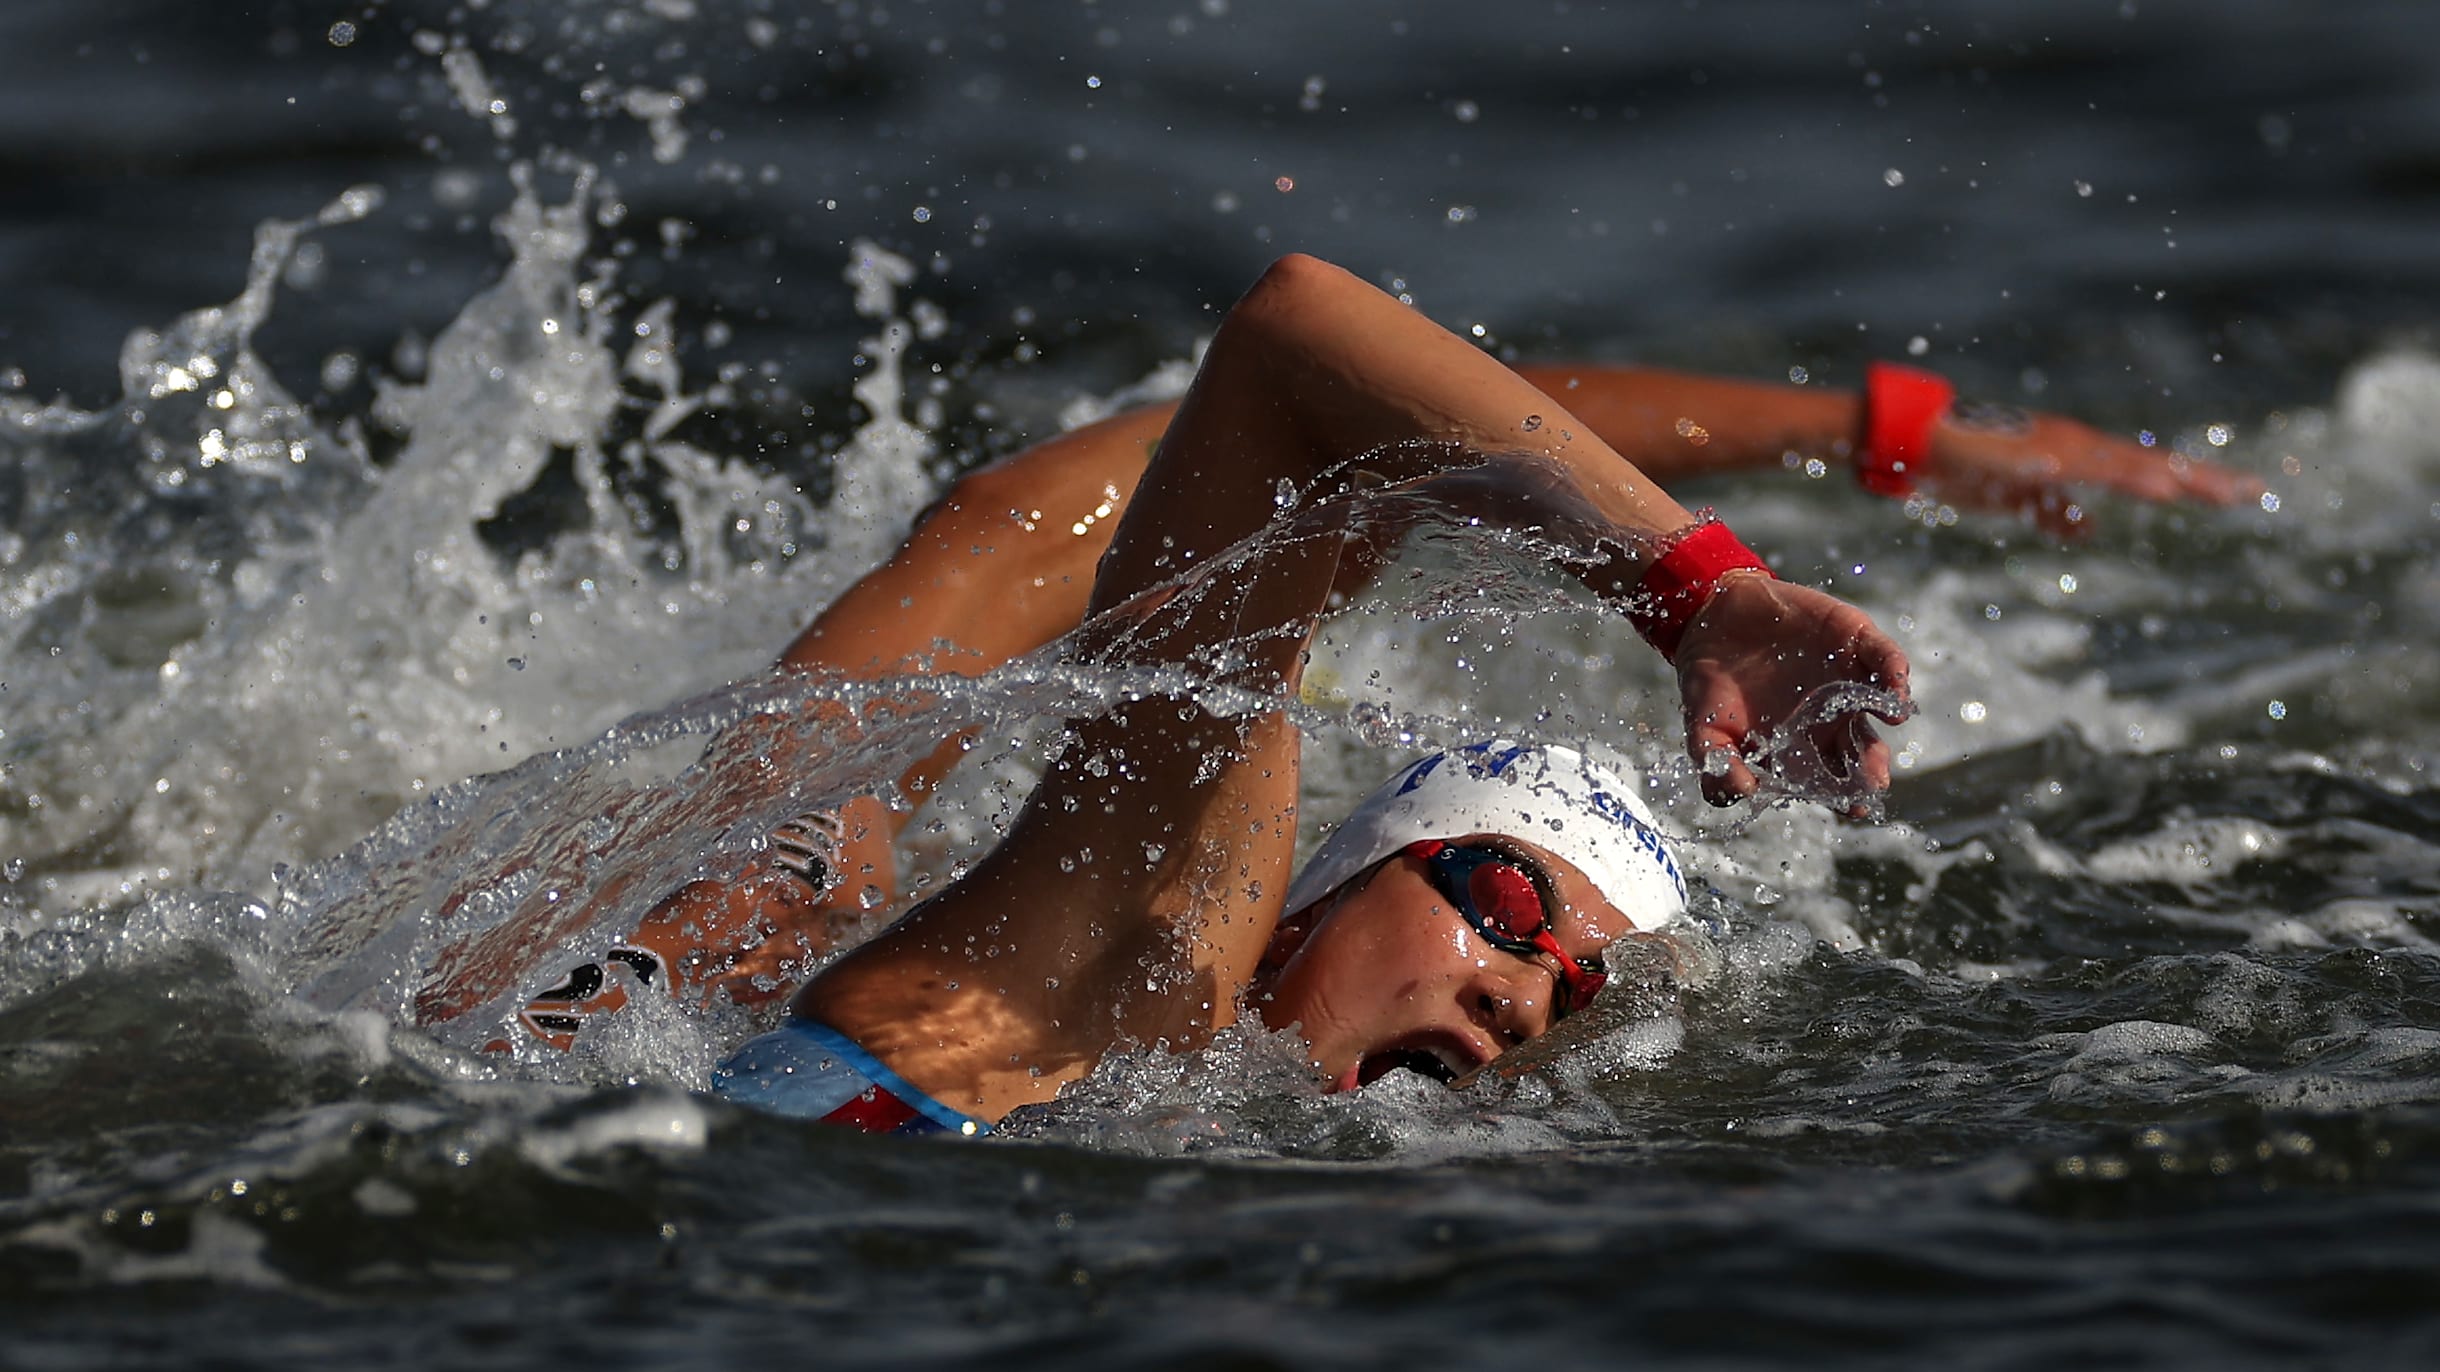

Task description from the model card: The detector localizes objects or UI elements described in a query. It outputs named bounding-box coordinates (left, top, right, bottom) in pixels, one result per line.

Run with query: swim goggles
left=1404, top=839, right=1607, bottom=1015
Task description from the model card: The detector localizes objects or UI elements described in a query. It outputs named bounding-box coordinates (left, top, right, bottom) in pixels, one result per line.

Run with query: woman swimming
left=461, top=254, right=2259, bottom=1130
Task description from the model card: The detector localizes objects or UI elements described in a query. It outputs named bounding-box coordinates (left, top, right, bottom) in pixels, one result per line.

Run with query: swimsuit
left=479, top=811, right=990, bottom=1138
left=711, top=1018, right=990, bottom=1136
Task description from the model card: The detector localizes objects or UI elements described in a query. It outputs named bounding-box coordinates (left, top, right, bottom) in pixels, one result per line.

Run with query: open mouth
left=1353, top=1035, right=1482, bottom=1088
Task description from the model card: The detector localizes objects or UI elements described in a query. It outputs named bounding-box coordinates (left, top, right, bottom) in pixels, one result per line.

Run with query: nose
left=1463, top=961, right=1558, bottom=1047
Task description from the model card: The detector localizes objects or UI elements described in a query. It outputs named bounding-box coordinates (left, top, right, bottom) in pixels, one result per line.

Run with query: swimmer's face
left=1252, top=835, right=1643, bottom=1092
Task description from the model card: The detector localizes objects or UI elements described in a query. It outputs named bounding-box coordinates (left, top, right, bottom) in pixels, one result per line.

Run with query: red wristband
left=1627, top=520, right=1773, bottom=662
left=1857, top=361, right=1956, bottom=498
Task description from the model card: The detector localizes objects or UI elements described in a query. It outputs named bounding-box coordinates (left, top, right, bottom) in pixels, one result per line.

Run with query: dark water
left=8, top=1, right=2440, bottom=1366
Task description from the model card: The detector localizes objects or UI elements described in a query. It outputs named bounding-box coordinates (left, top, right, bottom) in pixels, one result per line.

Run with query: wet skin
left=1251, top=834, right=1645, bottom=1091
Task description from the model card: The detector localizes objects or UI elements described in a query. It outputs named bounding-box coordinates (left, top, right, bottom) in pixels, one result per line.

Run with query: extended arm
left=1515, top=363, right=2261, bottom=523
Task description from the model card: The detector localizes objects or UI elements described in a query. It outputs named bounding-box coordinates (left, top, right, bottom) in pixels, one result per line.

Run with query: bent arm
left=794, top=254, right=1862, bottom=1118
left=754, top=365, right=1841, bottom=894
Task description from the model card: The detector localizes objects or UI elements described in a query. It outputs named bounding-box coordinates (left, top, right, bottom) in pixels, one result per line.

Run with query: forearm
left=1082, top=258, right=1707, bottom=613
left=1510, top=364, right=1859, bottom=483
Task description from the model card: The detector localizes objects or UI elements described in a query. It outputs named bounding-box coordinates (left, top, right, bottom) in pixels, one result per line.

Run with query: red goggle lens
left=1407, top=840, right=1607, bottom=1014
left=1466, top=860, right=1547, bottom=943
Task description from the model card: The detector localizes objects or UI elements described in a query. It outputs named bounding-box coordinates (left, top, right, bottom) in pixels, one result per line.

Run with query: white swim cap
left=1282, top=741, right=1689, bottom=932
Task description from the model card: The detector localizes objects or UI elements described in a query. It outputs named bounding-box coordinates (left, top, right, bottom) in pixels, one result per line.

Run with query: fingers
left=1929, top=411, right=2267, bottom=527
left=1674, top=583, right=1913, bottom=810
left=1855, top=629, right=1914, bottom=714
left=1845, top=713, right=1893, bottom=793
left=1690, top=723, right=1759, bottom=806
left=2070, top=424, right=2260, bottom=507
left=1683, top=671, right=1755, bottom=805
left=2095, top=441, right=2235, bottom=505
left=2168, top=449, right=2269, bottom=505
left=1814, top=713, right=1891, bottom=819
left=1692, top=698, right=1893, bottom=809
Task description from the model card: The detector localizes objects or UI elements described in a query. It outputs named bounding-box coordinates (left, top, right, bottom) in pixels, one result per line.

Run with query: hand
left=1919, top=405, right=2265, bottom=536
left=1672, top=574, right=1913, bottom=809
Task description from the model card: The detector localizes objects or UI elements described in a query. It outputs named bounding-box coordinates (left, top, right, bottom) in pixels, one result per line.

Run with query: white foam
left=2338, top=350, right=2440, bottom=462
left=2064, top=1019, right=2220, bottom=1063
left=515, top=1087, right=709, bottom=1171
left=2252, top=899, right=2435, bottom=952
left=2085, top=816, right=2288, bottom=887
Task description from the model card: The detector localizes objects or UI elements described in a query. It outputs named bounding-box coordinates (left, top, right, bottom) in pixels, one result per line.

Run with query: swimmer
left=466, top=254, right=2260, bottom=1130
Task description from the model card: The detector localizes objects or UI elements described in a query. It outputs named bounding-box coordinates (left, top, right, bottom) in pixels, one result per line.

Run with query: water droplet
left=333, top=184, right=385, bottom=221
left=328, top=20, right=357, bottom=46
left=1452, top=99, right=1480, bottom=123
left=2259, top=491, right=2282, bottom=513
left=1883, top=168, right=1906, bottom=188
left=859, top=885, right=886, bottom=909
left=2074, top=179, right=2094, bottom=197
left=1907, top=335, right=1929, bottom=357
left=1522, top=414, right=1543, bottom=431
left=1274, top=175, right=1295, bottom=193
left=1085, top=74, right=1102, bottom=89
left=2267, top=700, right=2287, bottom=720
left=1960, top=701, right=1988, bottom=723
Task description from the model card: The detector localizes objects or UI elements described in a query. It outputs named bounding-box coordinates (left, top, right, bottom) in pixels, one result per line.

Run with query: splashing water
left=1735, top=679, right=1918, bottom=819
left=0, top=169, right=943, bottom=926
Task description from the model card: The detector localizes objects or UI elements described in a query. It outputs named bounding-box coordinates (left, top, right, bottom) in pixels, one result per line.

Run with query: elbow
left=1235, top=252, right=1362, bottom=327
left=1253, top=251, right=1339, bottom=291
